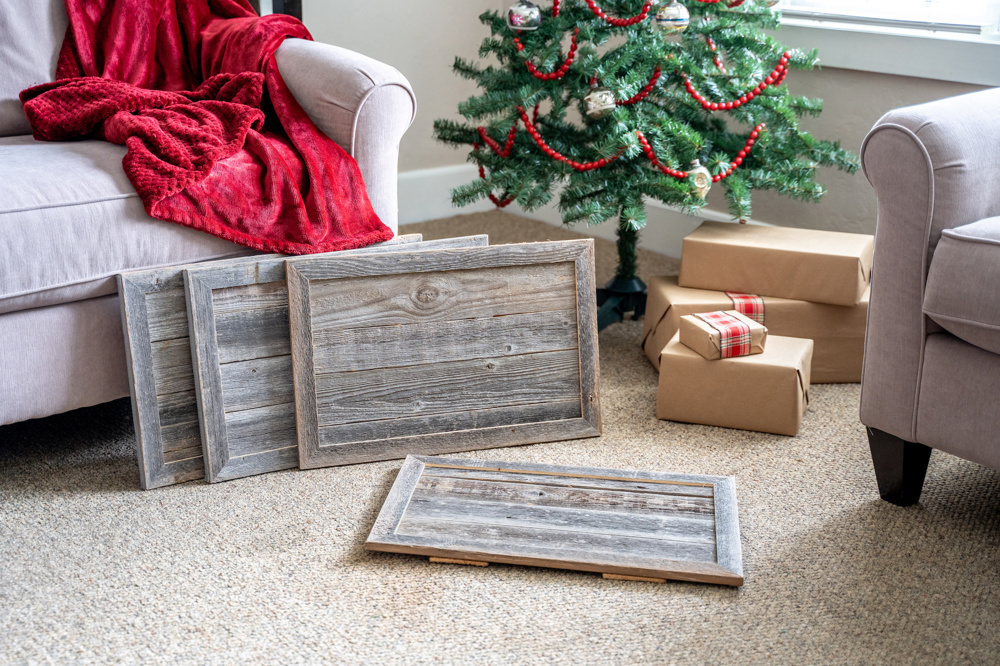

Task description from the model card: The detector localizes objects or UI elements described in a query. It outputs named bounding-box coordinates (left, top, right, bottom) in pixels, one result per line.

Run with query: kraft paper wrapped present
left=642, top=276, right=868, bottom=383
left=678, top=311, right=767, bottom=360
left=657, top=333, right=813, bottom=437
left=678, top=221, right=874, bottom=306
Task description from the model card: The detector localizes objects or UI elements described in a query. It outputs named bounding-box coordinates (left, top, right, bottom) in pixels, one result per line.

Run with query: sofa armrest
left=274, top=38, right=417, bottom=233
left=859, top=88, right=1000, bottom=441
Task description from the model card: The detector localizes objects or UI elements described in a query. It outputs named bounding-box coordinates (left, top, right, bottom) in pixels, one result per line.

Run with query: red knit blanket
left=19, top=0, right=393, bottom=255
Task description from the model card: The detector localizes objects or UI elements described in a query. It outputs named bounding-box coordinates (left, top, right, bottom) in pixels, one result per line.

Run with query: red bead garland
left=474, top=143, right=514, bottom=208
left=616, top=67, right=662, bottom=106
left=683, top=52, right=790, bottom=111
left=552, top=0, right=560, bottom=17
left=636, top=123, right=767, bottom=183
left=706, top=37, right=726, bottom=74
left=514, top=29, right=580, bottom=81
left=635, top=132, right=688, bottom=178
left=518, top=106, right=623, bottom=171
left=584, top=0, right=655, bottom=27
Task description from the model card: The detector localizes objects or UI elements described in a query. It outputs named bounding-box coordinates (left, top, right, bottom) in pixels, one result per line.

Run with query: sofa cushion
left=0, top=135, right=253, bottom=315
left=0, top=0, right=67, bottom=136
left=923, top=217, right=1000, bottom=355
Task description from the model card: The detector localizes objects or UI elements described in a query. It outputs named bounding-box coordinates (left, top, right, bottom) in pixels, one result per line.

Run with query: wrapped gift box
left=678, top=221, right=874, bottom=306
left=642, top=276, right=868, bottom=383
left=679, top=311, right=767, bottom=360
left=657, top=333, right=813, bottom=436
left=644, top=276, right=868, bottom=383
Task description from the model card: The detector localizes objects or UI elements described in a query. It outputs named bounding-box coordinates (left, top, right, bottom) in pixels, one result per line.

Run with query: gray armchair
left=860, top=88, right=1000, bottom=505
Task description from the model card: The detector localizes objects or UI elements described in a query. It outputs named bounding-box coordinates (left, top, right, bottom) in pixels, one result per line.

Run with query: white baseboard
left=398, top=164, right=762, bottom=259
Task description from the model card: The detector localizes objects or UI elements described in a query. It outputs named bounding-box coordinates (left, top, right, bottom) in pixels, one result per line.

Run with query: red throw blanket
left=19, top=0, right=393, bottom=254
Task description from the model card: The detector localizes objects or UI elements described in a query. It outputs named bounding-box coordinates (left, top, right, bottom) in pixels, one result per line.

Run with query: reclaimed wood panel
left=118, top=234, right=425, bottom=490
left=185, top=235, right=488, bottom=483
left=118, top=253, right=267, bottom=489
left=366, top=456, right=744, bottom=586
left=287, top=240, right=602, bottom=470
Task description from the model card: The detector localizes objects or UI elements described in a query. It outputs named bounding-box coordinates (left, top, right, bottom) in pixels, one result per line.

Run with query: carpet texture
left=2, top=212, right=999, bottom=664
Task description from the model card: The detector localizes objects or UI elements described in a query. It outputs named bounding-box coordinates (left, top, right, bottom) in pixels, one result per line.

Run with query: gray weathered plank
left=413, top=474, right=716, bottom=517
left=394, top=515, right=717, bottom=564
left=307, top=262, right=577, bottom=330
left=319, top=400, right=582, bottom=447
left=312, top=309, right=578, bottom=374
left=365, top=456, right=743, bottom=586
left=311, top=418, right=600, bottom=468
left=186, top=235, right=486, bottom=483
left=149, top=339, right=196, bottom=395
left=220, top=356, right=294, bottom=414
left=290, top=240, right=602, bottom=470
left=403, top=494, right=717, bottom=545
left=314, top=349, right=583, bottom=426
left=420, top=467, right=716, bottom=498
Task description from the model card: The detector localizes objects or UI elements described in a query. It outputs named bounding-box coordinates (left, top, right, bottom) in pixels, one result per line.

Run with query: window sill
left=773, top=18, right=1000, bottom=86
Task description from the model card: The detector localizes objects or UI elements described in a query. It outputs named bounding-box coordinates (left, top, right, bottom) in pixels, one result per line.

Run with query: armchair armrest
left=274, top=38, right=417, bottom=233
left=859, top=88, right=1000, bottom=441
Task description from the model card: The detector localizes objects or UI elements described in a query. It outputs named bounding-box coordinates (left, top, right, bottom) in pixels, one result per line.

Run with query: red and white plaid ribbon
left=725, top=291, right=765, bottom=324
left=694, top=311, right=752, bottom=359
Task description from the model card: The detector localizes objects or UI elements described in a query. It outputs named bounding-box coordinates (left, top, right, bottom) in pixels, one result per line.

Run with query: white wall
left=301, top=1, right=984, bottom=248
left=302, top=0, right=497, bottom=172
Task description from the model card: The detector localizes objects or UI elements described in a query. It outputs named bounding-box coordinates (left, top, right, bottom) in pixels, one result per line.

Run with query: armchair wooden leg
left=866, top=427, right=932, bottom=506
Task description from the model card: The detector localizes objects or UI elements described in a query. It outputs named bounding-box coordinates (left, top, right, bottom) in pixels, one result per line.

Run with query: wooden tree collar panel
left=287, top=240, right=601, bottom=469
left=366, top=456, right=744, bottom=586
left=118, top=252, right=281, bottom=490
left=184, top=235, right=489, bottom=483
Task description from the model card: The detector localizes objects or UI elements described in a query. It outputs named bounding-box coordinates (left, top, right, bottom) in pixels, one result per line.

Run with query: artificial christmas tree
left=434, top=0, right=858, bottom=328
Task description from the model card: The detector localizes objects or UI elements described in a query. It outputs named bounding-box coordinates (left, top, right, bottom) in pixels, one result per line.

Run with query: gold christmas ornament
left=584, top=86, right=617, bottom=119
left=689, top=160, right=712, bottom=198
left=507, top=0, right=542, bottom=31
left=655, top=1, right=690, bottom=35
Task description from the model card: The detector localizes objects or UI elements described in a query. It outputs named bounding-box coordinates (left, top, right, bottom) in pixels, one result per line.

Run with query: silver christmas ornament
left=655, top=1, right=690, bottom=35
left=689, top=160, right=712, bottom=198
left=757, top=0, right=781, bottom=7
left=584, top=86, right=617, bottom=119
left=507, top=0, right=542, bottom=31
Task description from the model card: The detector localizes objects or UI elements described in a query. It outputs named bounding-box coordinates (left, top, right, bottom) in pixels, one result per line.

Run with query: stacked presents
left=642, top=221, right=874, bottom=436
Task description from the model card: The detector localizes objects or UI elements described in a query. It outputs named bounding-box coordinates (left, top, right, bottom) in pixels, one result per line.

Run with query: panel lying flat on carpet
left=286, top=240, right=602, bottom=468
left=183, top=235, right=488, bottom=484
left=366, top=455, right=743, bottom=586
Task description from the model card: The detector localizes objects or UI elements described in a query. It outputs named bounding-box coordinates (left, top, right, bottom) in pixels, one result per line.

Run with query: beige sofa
left=0, top=0, right=415, bottom=426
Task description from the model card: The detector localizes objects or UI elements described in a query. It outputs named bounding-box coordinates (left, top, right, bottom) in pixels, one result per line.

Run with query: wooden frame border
left=118, top=253, right=277, bottom=489
left=185, top=235, right=488, bottom=483
left=287, top=240, right=601, bottom=470
left=366, top=455, right=744, bottom=586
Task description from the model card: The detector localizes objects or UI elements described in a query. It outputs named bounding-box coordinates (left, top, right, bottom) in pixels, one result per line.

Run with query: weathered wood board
left=118, top=234, right=421, bottom=490
left=119, top=252, right=277, bottom=490
left=366, top=456, right=744, bottom=586
left=185, top=235, right=489, bottom=483
left=287, top=240, right=601, bottom=469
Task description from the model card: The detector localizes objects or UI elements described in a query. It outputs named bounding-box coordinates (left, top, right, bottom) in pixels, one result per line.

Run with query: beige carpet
left=1, top=212, right=999, bottom=664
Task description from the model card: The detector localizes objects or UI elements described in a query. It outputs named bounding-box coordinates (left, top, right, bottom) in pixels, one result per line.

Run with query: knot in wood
left=412, top=283, right=441, bottom=306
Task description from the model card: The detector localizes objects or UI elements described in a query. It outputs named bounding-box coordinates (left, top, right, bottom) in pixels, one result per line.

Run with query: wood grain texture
left=118, top=256, right=268, bottom=490
left=289, top=240, right=602, bottom=470
left=185, top=235, right=486, bottom=483
left=366, top=456, right=744, bottom=586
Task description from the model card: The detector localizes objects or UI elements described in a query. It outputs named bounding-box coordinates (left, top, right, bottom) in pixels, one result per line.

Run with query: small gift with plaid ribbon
left=725, top=292, right=765, bottom=324
left=679, top=310, right=767, bottom=360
